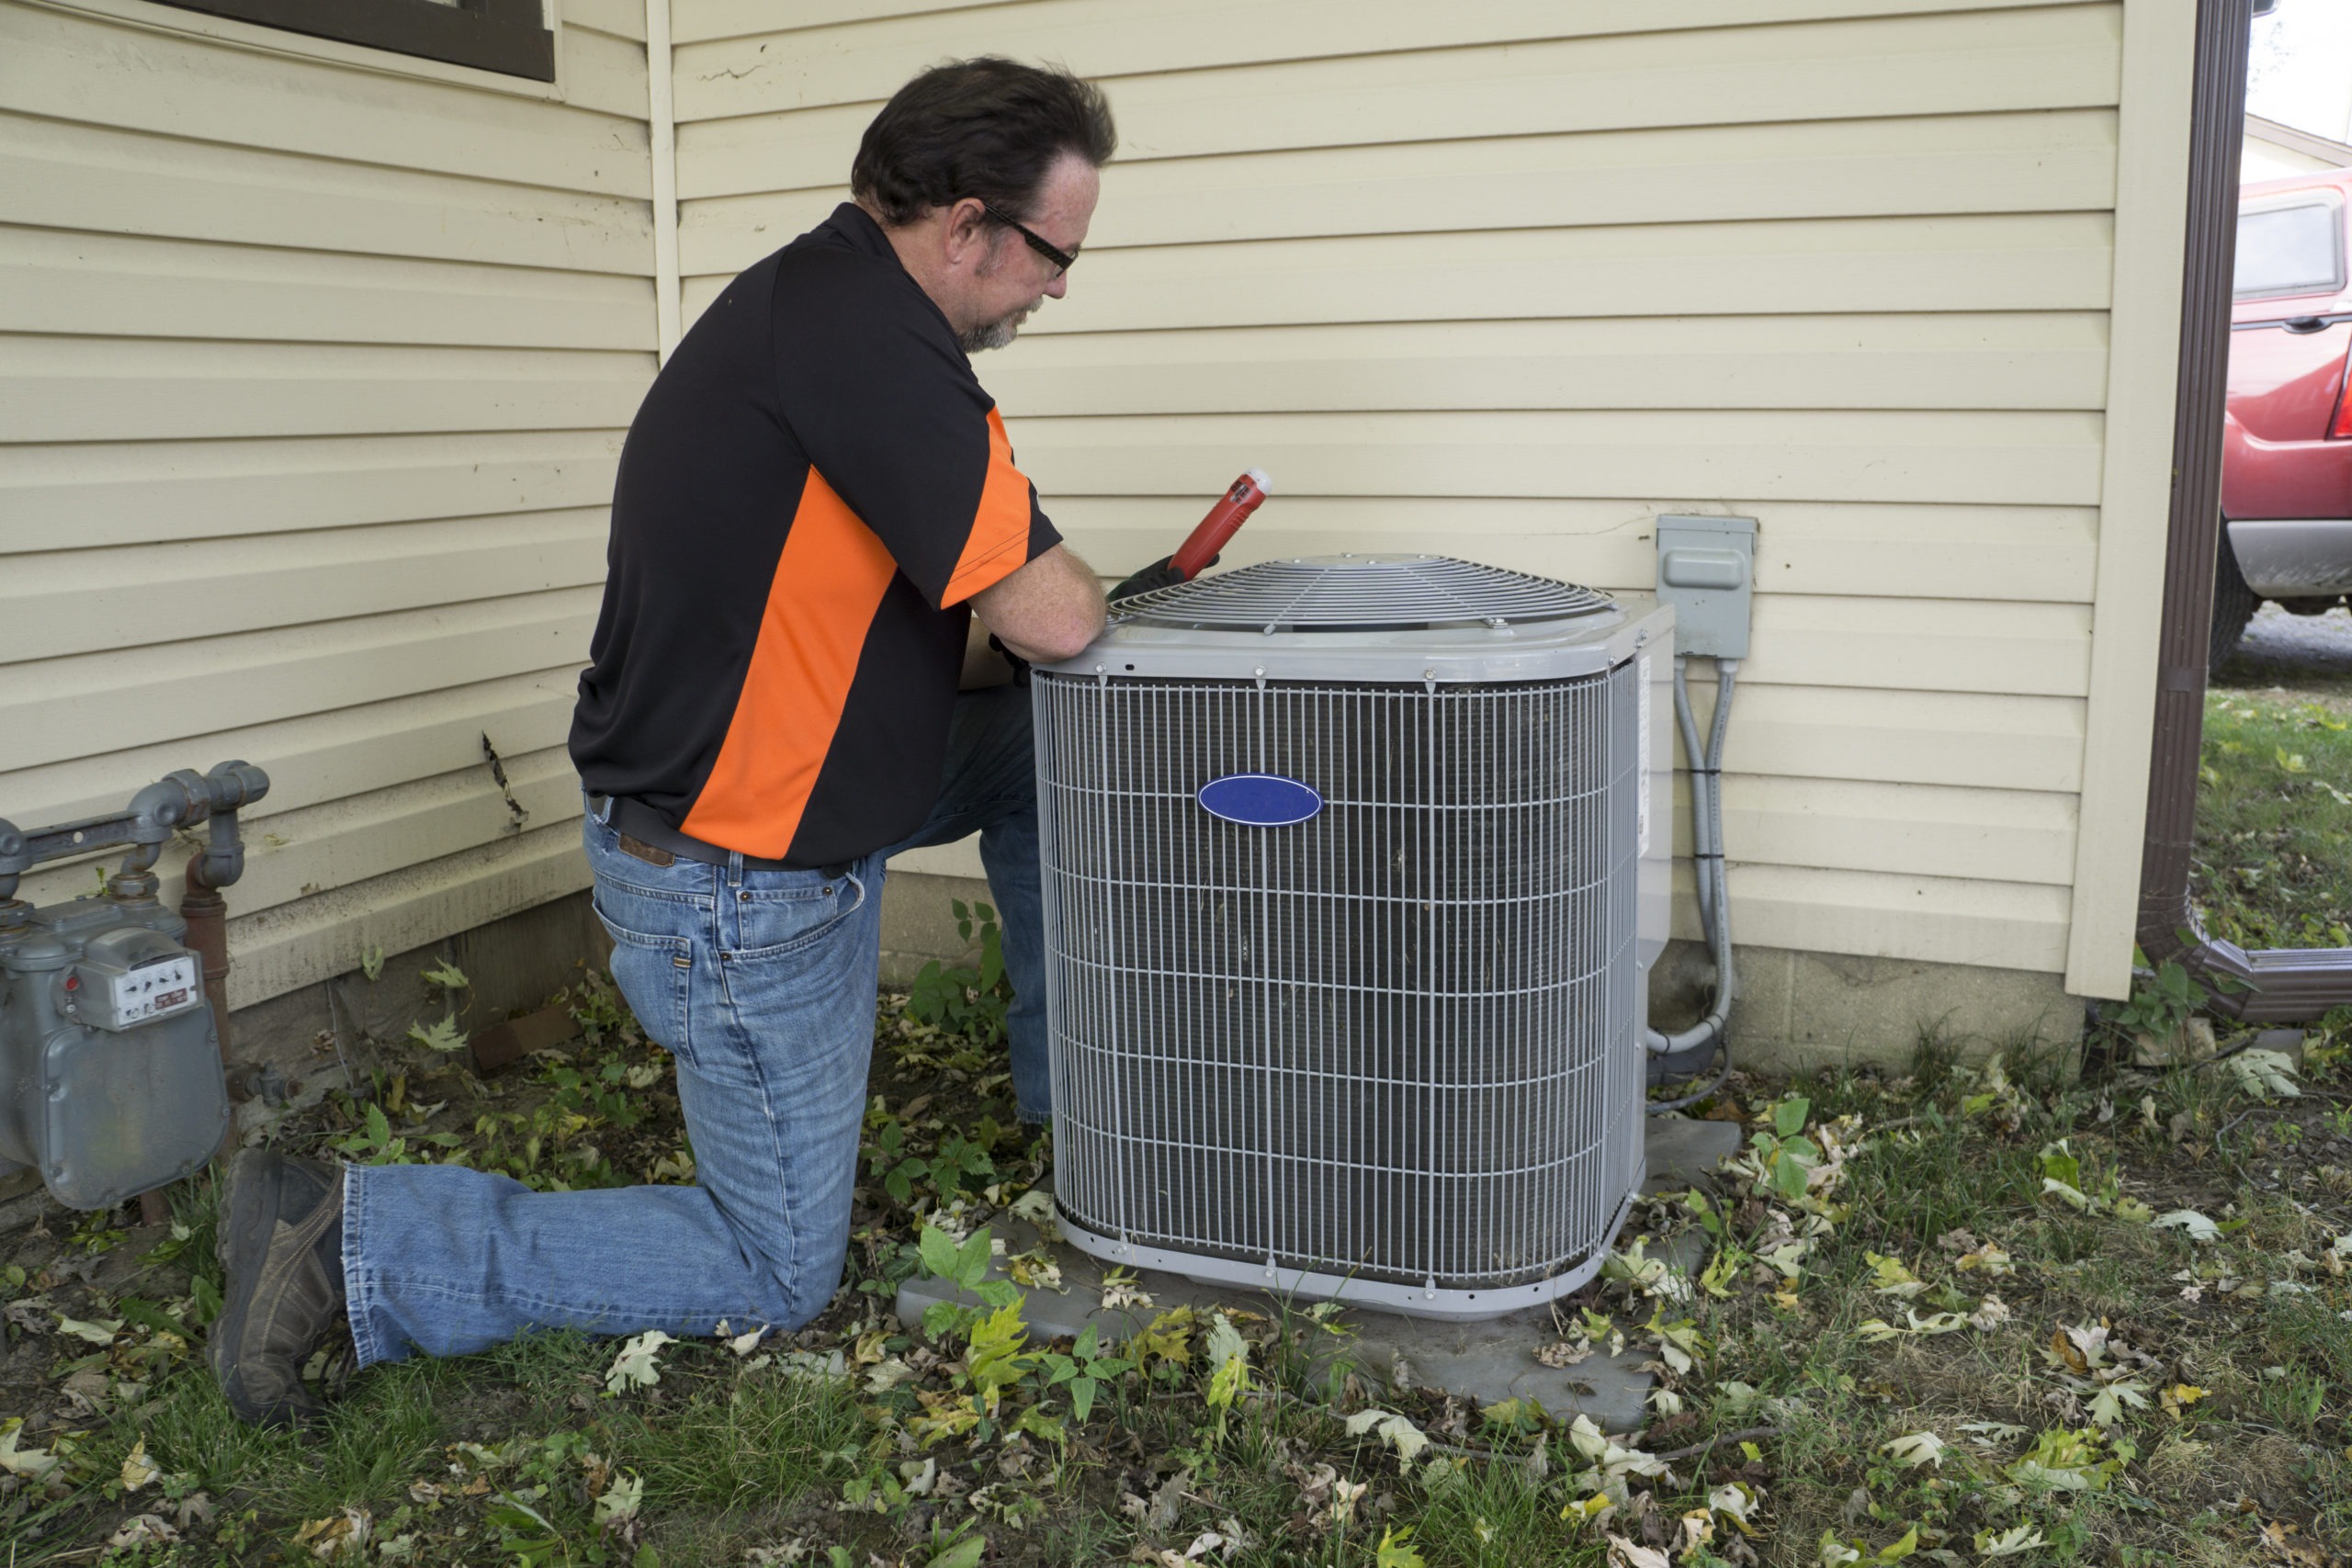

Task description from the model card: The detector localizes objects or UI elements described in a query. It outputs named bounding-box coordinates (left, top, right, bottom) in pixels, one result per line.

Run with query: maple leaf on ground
left=408, top=1018, right=468, bottom=1055
left=1343, top=1407, right=1430, bottom=1463
left=1976, top=1523, right=2046, bottom=1557
left=593, top=1472, right=643, bottom=1529
left=2226, top=1049, right=2301, bottom=1100
left=2088, top=1380, right=2153, bottom=1428
left=604, top=1329, right=676, bottom=1393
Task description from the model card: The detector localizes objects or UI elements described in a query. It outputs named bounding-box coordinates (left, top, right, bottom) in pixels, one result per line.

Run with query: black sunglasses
left=979, top=201, right=1078, bottom=276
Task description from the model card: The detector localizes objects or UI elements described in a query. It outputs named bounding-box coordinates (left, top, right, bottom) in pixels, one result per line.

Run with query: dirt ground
left=2, top=626, right=2350, bottom=1565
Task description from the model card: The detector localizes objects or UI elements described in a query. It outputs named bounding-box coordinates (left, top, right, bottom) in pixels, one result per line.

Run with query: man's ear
left=942, top=198, right=994, bottom=268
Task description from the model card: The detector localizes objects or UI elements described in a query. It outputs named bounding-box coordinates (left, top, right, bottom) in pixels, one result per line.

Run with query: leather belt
left=587, top=794, right=845, bottom=878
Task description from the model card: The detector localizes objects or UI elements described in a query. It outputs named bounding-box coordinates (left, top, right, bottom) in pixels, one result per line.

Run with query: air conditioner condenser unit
left=1033, top=555, right=1672, bottom=1320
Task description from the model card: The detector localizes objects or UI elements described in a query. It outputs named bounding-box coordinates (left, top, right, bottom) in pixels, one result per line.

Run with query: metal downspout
left=2137, top=0, right=2352, bottom=1021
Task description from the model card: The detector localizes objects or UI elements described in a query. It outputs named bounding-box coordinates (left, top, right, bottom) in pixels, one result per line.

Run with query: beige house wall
left=0, top=0, right=655, bottom=1006
left=1, top=0, right=2207, bottom=1032
left=669, top=0, right=2183, bottom=1004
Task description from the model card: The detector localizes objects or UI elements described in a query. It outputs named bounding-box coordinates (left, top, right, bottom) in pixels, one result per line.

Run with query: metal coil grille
left=1114, top=555, right=1611, bottom=632
left=1036, top=663, right=1642, bottom=1292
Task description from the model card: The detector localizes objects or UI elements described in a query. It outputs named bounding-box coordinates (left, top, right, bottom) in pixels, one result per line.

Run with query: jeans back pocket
left=584, top=818, right=714, bottom=1066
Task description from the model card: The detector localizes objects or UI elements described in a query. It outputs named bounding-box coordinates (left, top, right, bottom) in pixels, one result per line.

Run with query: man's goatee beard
left=959, top=311, right=1025, bottom=355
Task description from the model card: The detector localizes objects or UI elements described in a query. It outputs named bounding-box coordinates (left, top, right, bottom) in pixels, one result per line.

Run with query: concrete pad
left=2253, top=1027, right=2308, bottom=1067
left=1643, top=1117, right=1743, bottom=1193
left=895, top=1115, right=1744, bottom=1432
left=1317, top=1226, right=1708, bottom=1432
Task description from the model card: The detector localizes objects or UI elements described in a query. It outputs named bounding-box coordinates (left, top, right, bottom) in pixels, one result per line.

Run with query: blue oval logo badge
left=1196, top=773, right=1323, bottom=827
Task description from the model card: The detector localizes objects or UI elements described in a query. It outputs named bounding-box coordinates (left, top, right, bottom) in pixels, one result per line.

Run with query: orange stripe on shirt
left=941, top=407, right=1037, bottom=607
left=682, top=469, right=899, bottom=859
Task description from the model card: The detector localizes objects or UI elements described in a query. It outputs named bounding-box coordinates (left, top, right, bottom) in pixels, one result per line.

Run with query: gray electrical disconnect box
left=1654, top=515, right=1758, bottom=659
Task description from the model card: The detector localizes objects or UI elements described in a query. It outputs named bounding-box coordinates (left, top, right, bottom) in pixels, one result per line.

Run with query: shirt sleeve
left=772, top=255, right=1062, bottom=609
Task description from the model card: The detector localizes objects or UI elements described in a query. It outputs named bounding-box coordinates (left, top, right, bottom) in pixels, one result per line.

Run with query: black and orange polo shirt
left=569, top=203, right=1061, bottom=866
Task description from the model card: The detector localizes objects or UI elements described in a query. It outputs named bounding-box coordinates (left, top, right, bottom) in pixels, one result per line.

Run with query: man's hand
left=970, top=544, right=1105, bottom=663
left=1108, top=552, right=1216, bottom=603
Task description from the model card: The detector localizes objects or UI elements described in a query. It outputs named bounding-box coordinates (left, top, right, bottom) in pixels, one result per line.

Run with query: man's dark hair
left=853, top=58, right=1115, bottom=227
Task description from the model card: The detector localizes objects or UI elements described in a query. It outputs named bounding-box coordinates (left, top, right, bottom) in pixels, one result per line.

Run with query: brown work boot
left=209, top=1150, right=347, bottom=1426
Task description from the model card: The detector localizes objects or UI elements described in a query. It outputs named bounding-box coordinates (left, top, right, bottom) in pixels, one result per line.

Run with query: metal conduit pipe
left=1648, top=658, right=1740, bottom=1111
left=1683, top=658, right=1721, bottom=940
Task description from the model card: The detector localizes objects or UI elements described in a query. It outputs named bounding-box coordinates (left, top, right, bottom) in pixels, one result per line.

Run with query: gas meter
left=0, top=763, right=267, bottom=1210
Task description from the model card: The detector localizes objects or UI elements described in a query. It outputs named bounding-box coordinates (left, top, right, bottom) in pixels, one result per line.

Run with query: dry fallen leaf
left=1605, top=1534, right=1673, bottom=1568
left=0, top=1421, right=62, bottom=1483
left=2154, top=1210, right=2222, bottom=1244
left=119, top=1437, right=161, bottom=1492
left=55, top=1315, right=122, bottom=1346
left=294, top=1507, right=373, bottom=1560
left=1883, top=1431, right=1948, bottom=1469
left=1969, top=1294, right=2013, bottom=1330
left=604, top=1329, right=676, bottom=1393
left=107, top=1514, right=178, bottom=1550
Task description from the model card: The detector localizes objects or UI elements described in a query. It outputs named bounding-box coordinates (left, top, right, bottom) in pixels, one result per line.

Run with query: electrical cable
left=1647, top=657, right=1740, bottom=1112
left=1671, top=655, right=1713, bottom=929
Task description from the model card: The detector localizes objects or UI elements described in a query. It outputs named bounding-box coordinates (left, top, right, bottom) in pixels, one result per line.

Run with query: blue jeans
left=342, top=686, right=1045, bottom=1367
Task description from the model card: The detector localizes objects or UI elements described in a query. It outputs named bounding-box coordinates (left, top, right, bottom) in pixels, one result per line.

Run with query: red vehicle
left=2217, top=167, right=2352, bottom=671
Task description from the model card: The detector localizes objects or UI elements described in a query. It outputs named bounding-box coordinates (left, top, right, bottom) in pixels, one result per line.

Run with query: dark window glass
left=152, top=0, right=554, bottom=82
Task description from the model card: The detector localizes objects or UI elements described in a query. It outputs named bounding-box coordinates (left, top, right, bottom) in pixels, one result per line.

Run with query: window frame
left=145, top=0, right=554, bottom=82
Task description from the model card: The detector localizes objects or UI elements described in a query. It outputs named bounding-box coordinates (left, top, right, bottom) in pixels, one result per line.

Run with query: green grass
left=2195, top=688, right=2352, bottom=949
left=11, top=942, right=2352, bottom=1565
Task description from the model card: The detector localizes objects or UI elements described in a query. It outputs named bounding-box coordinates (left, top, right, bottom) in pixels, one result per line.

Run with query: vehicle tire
left=2209, top=522, right=2258, bottom=677
left=2278, top=595, right=2338, bottom=615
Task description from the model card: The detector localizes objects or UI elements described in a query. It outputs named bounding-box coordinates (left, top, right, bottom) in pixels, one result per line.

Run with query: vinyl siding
left=0, top=0, right=2199, bottom=1012
left=0, top=0, right=653, bottom=1005
left=665, top=0, right=2149, bottom=990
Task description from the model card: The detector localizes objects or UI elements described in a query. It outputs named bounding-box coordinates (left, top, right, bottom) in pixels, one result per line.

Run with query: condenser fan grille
left=1035, top=666, right=1645, bottom=1295
left=1114, top=554, right=1611, bottom=632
